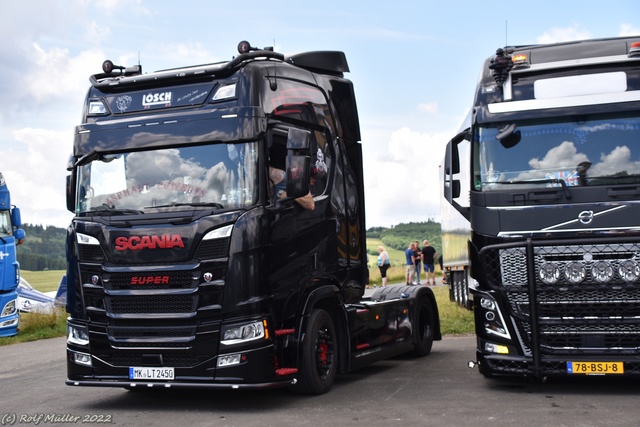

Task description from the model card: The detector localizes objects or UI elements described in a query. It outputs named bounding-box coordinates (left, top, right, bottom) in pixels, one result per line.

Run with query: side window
left=312, top=130, right=331, bottom=198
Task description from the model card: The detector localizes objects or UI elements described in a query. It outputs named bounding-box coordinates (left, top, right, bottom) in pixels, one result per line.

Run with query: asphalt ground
left=2, top=331, right=640, bottom=426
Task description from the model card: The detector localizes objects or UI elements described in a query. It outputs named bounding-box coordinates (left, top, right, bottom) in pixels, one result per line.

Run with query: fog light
left=539, top=262, right=560, bottom=284
left=565, top=262, right=586, bottom=284
left=485, top=342, right=509, bottom=354
left=619, top=260, right=640, bottom=282
left=70, top=351, right=92, bottom=367
left=592, top=261, right=614, bottom=283
left=218, top=354, right=242, bottom=367
left=0, top=318, right=18, bottom=328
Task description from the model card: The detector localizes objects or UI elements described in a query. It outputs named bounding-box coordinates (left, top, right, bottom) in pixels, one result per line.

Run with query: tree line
left=16, top=224, right=66, bottom=271
left=367, top=220, right=441, bottom=255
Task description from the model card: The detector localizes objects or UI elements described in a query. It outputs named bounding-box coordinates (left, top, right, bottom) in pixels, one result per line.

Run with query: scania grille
left=103, top=271, right=200, bottom=291
left=97, top=353, right=209, bottom=368
left=482, top=240, right=640, bottom=355
left=106, top=295, right=198, bottom=314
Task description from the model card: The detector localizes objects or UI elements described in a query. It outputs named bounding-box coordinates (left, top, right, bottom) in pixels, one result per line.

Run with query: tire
left=295, top=308, right=338, bottom=395
left=413, top=295, right=435, bottom=356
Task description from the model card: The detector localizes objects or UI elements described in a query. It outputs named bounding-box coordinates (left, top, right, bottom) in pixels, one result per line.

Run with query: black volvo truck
left=442, top=36, right=640, bottom=379
left=64, top=41, right=440, bottom=394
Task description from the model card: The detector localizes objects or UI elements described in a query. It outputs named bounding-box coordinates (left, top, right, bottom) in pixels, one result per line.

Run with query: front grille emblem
left=203, top=272, right=213, bottom=282
left=578, top=210, right=594, bottom=225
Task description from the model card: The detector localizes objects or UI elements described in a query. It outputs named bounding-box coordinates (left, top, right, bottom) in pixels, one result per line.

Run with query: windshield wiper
left=147, top=202, right=225, bottom=209
left=493, top=178, right=572, bottom=199
left=86, top=204, right=143, bottom=215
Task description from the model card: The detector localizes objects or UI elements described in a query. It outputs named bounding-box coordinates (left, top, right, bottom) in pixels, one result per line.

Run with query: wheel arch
left=297, top=285, right=350, bottom=374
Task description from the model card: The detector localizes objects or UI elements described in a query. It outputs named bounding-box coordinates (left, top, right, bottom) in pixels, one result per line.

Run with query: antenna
left=505, top=20, right=508, bottom=47
left=270, top=38, right=278, bottom=91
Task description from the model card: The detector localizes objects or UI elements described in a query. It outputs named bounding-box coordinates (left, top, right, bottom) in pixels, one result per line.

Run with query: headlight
left=1, top=299, right=17, bottom=317
left=67, top=324, right=90, bottom=346
left=202, top=224, right=233, bottom=240
left=221, top=320, right=267, bottom=345
left=479, top=295, right=511, bottom=340
left=77, top=233, right=100, bottom=245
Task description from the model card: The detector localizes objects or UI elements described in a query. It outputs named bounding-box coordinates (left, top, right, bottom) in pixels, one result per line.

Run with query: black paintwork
left=66, top=46, right=440, bottom=390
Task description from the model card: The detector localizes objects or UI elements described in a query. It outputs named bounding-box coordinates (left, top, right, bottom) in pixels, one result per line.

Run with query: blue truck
left=0, top=172, right=26, bottom=337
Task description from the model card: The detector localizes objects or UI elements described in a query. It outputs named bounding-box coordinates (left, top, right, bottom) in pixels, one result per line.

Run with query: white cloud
left=4, top=128, right=74, bottom=228
left=418, top=102, right=438, bottom=115
left=363, top=126, right=449, bottom=228
left=619, top=24, right=640, bottom=36
left=27, top=43, right=105, bottom=104
left=537, top=25, right=591, bottom=44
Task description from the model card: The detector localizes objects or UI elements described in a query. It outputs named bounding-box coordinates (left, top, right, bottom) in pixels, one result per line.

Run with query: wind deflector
left=286, top=51, right=349, bottom=76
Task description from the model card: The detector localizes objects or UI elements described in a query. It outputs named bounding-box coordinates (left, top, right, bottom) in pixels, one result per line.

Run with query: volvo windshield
left=475, top=113, right=640, bottom=191
left=75, top=142, right=258, bottom=214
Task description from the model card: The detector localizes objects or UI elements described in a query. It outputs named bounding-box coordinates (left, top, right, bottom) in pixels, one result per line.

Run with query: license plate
left=129, top=367, right=175, bottom=380
left=567, top=362, right=624, bottom=375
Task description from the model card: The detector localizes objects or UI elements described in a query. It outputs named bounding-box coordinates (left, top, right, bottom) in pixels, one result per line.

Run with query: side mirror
left=14, top=228, right=25, bottom=245
left=66, top=175, right=75, bottom=213
left=286, top=155, right=311, bottom=199
left=286, top=128, right=311, bottom=150
left=10, top=207, right=21, bottom=228
left=443, top=129, right=471, bottom=221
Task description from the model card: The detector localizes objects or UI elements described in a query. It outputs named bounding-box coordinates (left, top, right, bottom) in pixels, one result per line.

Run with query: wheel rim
left=315, top=326, right=334, bottom=379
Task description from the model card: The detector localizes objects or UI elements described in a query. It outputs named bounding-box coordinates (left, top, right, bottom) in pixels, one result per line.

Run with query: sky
left=0, top=0, right=638, bottom=230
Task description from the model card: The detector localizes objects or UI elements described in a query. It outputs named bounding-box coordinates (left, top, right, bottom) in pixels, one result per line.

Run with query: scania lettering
left=0, top=172, right=26, bottom=337
left=65, top=41, right=441, bottom=394
left=442, top=36, right=640, bottom=379
left=114, top=234, right=185, bottom=251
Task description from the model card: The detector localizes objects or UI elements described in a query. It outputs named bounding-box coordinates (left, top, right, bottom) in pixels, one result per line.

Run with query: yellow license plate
left=567, top=362, right=624, bottom=375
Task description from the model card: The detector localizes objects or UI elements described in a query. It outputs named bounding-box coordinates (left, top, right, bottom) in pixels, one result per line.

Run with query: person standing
left=405, top=242, right=417, bottom=286
left=421, top=240, right=438, bottom=286
left=413, top=240, right=422, bottom=285
left=376, top=245, right=391, bottom=287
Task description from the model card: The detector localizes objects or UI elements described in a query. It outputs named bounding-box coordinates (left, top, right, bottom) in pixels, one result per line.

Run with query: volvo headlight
left=479, top=296, right=511, bottom=340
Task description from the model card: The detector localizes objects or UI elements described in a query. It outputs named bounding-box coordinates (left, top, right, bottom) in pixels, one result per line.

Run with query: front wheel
left=295, top=308, right=337, bottom=395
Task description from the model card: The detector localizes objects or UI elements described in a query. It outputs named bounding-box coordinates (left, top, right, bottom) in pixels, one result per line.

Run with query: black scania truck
left=64, top=41, right=440, bottom=394
left=442, top=36, right=640, bottom=379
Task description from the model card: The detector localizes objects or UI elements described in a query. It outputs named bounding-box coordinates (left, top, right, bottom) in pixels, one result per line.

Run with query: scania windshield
left=75, top=142, right=258, bottom=214
left=475, top=113, right=640, bottom=191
